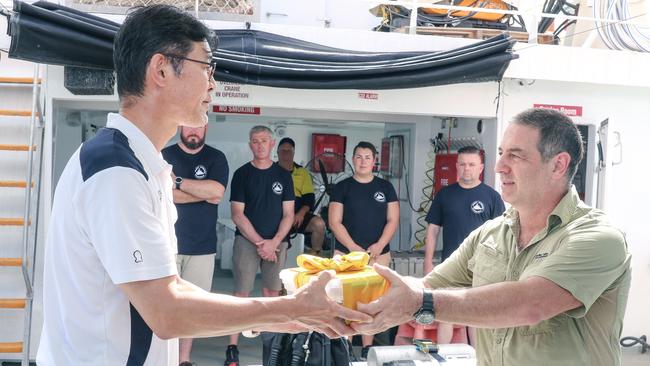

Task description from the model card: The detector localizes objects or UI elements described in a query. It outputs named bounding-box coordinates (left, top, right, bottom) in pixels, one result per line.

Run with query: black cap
left=278, top=137, right=295, bottom=148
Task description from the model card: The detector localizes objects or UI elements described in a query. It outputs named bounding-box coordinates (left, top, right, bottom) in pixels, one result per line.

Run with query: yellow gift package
left=279, top=252, right=389, bottom=310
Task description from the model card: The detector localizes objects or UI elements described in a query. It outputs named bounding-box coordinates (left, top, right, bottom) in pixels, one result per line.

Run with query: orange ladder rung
left=0, top=218, right=31, bottom=226
left=0, top=299, right=26, bottom=309
left=0, top=180, right=33, bottom=188
left=0, top=109, right=37, bottom=117
left=0, top=77, right=41, bottom=84
left=0, top=342, right=23, bottom=353
left=0, top=258, right=23, bottom=266
left=0, top=144, right=37, bottom=151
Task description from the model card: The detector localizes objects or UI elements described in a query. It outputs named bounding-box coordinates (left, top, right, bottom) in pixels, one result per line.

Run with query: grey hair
left=249, top=125, right=274, bottom=140
left=512, top=108, right=584, bottom=186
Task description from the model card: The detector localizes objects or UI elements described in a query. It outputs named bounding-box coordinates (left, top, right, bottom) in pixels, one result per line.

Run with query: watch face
left=175, top=177, right=182, bottom=183
left=416, top=311, right=435, bottom=325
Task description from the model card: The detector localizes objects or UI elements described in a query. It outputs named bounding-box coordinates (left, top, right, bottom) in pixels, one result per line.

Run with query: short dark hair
left=113, top=5, right=216, bottom=100
left=457, top=146, right=483, bottom=163
left=512, top=108, right=584, bottom=184
left=278, top=137, right=295, bottom=149
left=353, top=141, right=377, bottom=158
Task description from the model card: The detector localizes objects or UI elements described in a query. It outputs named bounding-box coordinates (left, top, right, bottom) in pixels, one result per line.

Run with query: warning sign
left=215, top=82, right=250, bottom=99
left=212, top=105, right=261, bottom=115
left=358, top=92, right=379, bottom=100
left=533, top=104, right=582, bottom=117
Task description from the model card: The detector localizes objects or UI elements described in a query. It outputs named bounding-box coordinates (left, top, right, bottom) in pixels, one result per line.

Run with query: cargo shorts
left=232, top=235, right=288, bottom=293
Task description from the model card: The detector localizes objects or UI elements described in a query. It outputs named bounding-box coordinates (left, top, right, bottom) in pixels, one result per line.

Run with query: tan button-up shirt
left=425, top=187, right=631, bottom=366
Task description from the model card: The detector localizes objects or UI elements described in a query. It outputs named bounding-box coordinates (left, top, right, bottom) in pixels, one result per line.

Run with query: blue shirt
left=162, top=144, right=229, bottom=255
left=426, top=182, right=505, bottom=260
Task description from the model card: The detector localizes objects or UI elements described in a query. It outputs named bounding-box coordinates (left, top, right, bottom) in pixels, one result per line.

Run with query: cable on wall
left=410, top=135, right=441, bottom=250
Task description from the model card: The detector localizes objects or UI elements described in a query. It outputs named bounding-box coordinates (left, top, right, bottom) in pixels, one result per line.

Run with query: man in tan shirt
left=353, top=108, right=631, bottom=366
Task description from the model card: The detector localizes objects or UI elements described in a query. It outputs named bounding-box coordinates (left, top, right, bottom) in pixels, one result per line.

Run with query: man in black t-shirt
left=276, top=137, right=326, bottom=255
left=226, top=125, right=295, bottom=366
left=424, top=146, right=505, bottom=271
left=329, top=141, right=399, bottom=360
left=396, top=146, right=504, bottom=347
left=162, top=124, right=229, bottom=365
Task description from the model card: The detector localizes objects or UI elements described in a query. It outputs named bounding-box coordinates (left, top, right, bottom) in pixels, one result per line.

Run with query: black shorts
left=292, top=212, right=316, bottom=234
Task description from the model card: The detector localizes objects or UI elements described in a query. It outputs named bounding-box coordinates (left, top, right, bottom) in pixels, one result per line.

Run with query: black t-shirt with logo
left=330, top=176, right=398, bottom=254
left=230, top=162, right=295, bottom=239
left=426, top=182, right=505, bottom=260
left=162, top=143, right=229, bottom=255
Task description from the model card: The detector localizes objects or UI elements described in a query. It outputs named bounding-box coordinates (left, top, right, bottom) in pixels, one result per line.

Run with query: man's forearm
left=273, top=212, right=294, bottom=243
left=424, top=237, right=436, bottom=271
left=173, top=189, right=204, bottom=204
left=423, top=225, right=440, bottom=273
left=174, top=287, right=295, bottom=338
left=432, top=278, right=578, bottom=328
left=232, top=213, right=264, bottom=243
left=180, top=179, right=224, bottom=202
left=123, top=272, right=371, bottom=341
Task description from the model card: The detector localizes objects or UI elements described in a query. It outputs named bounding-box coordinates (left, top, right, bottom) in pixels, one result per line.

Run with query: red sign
left=533, top=104, right=582, bottom=117
left=358, top=92, right=378, bottom=100
left=212, top=105, right=260, bottom=115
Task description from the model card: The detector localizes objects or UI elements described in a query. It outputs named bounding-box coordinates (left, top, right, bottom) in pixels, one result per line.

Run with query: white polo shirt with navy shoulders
left=37, top=113, right=179, bottom=365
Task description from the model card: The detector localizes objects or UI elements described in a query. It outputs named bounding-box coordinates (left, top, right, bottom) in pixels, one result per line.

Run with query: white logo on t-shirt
left=194, top=165, right=207, bottom=179
left=133, top=250, right=143, bottom=263
left=272, top=182, right=283, bottom=195
left=374, top=191, right=386, bottom=203
left=471, top=200, right=485, bottom=214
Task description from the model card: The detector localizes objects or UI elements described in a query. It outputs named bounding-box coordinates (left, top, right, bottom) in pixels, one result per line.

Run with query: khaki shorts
left=233, top=235, right=288, bottom=293
left=176, top=253, right=216, bottom=292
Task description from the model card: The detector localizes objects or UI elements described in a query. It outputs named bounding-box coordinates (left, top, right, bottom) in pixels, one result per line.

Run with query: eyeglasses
left=163, top=54, right=217, bottom=77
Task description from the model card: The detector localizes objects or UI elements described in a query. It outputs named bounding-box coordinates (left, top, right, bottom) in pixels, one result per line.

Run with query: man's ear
left=552, top=152, right=571, bottom=179
left=147, top=53, right=169, bottom=87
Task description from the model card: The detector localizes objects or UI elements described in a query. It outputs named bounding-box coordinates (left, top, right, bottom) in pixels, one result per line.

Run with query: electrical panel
left=380, top=135, right=403, bottom=178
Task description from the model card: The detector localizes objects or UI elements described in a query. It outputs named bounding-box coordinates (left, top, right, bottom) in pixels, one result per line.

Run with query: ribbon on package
left=296, top=251, right=369, bottom=273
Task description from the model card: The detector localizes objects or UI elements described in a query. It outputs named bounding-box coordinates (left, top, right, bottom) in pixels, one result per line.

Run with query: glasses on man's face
left=163, top=54, right=217, bottom=77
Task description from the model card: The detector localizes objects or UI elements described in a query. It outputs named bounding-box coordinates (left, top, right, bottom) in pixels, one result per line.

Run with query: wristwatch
left=413, top=289, right=435, bottom=325
left=174, top=176, right=183, bottom=190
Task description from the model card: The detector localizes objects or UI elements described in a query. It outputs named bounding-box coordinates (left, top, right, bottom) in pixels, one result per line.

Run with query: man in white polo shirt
left=37, top=5, right=370, bottom=366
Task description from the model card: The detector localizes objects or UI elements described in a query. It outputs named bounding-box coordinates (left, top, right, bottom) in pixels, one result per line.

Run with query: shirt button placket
left=494, top=330, right=507, bottom=366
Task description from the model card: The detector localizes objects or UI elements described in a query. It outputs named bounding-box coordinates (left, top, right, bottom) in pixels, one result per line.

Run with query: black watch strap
left=413, top=289, right=435, bottom=325
left=422, top=289, right=434, bottom=313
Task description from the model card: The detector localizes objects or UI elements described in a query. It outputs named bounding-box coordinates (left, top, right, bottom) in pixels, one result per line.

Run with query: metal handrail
left=19, top=63, right=44, bottom=366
